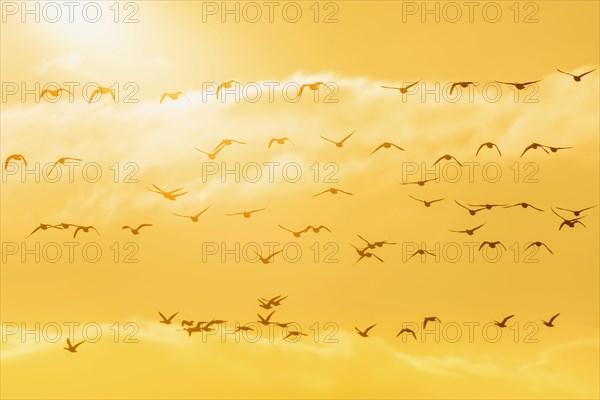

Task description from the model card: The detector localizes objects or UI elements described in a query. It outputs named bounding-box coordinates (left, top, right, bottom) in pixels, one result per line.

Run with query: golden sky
left=1, top=1, right=599, bottom=399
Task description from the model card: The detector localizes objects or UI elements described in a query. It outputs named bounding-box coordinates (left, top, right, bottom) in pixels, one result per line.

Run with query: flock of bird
left=6, top=67, right=597, bottom=353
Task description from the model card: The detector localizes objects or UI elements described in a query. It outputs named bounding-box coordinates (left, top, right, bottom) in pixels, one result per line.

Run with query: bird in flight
left=259, top=295, right=287, bottom=309
left=298, top=82, right=330, bottom=97
left=305, top=225, right=331, bottom=234
left=455, top=200, right=485, bottom=216
left=357, top=235, right=396, bottom=250
left=4, top=154, right=27, bottom=170
left=73, top=225, right=99, bottom=238
left=495, top=80, right=541, bottom=90
left=520, top=142, right=549, bottom=157
left=401, top=178, right=437, bottom=186
left=194, top=146, right=224, bottom=160
left=158, top=311, right=178, bottom=325
left=122, top=224, right=152, bottom=235
left=479, top=241, right=506, bottom=251
left=505, top=202, right=544, bottom=212
left=40, top=87, right=73, bottom=99
left=423, top=317, right=440, bottom=329
left=232, top=325, right=255, bottom=334
left=468, top=203, right=506, bottom=210
left=278, top=224, right=306, bottom=238
left=147, top=185, right=188, bottom=201
left=226, top=208, right=267, bottom=218
left=174, top=206, right=211, bottom=222
left=370, top=142, right=405, bottom=155
left=408, top=195, right=445, bottom=207
left=313, top=188, right=354, bottom=197
left=355, top=324, right=376, bottom=337
left=283, top=331, right=308, bottom=340
left=432, top=154, right=462, bottom=167
left=160, top=91, right=189, bottom=104
left=408, top=249, right=436, bottom=260
left=27, top=223, right=62, bottom=238
left=476, top=142, right=502, bottom=157
left=257, top=311, right=276, bottom=326
left=48, top=157, right=83, bottom=176
left=556, top=68, right=596, bottom=82
left=380, top=80, right=420, bottom=94
left=524, top=241, right=553, bottom=254
left=450, top=81, right=476, bottom=94
left=268, top=137, right=294, bottom=148
left=254, top=249, right=283, bottom=264
left=212, top=139, right=247, bottom=152
left=320, top=131, right=354, bottom=148
left=88, top=86, right=116, bottom=103
left=356, top=251, right=384, bottom=264
left=555, top=205, right=596, bottom=217
left=541, top=313, right=560, bottom=327
left=181, top=320, right=195, bottom=327
left=450, top=223, right=485, bottom=236
left=216, top=80, right=239, bottom=99
left=552, top=208, right=586, bottom=230
left=544, top=145, right=572, bottom=153
left=494, top=315, right=514, bottom=328
left=64, top=338, right=85, bottom=353
left=396, top=328, right=417, bottom=340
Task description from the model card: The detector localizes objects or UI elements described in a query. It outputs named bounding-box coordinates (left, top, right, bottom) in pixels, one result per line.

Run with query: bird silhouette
left=147, top=185, right=188, bottom=201
left=48, top=157, right=83, bottom=176
left=73, top=225, right=99, bottom=238
left=304, top=225, right=331, bottom=234
left=423, top=317, right=440, bottom=329
left=122, top=224, right=152, bottom=235
left=4, top=154, right=27, bottom=170
left=283, top=331, right=308, bottom=340
left=298, top=82, right=330, bottom=97
left=450, top=81, right=476, bottom=94
left=216, top=80, right=239, bottom=99
left=26, top=223, right=62, bottom=238
left=160, top=91, right=189, bottom=103
left=551, top=208, right=586, bottom=230
left=524, top=241, right=553, bottom=254
left=541, top=313, right=560, bottom=327
left=476, top=142, right=502, bottom=157
left=408, top=195, right=445, bottom=207
left=408, top=249, right=436, bottom=260
left=40, top=88, right=73, bottom=99
left=432, top=154, right=462, bottom=167
left=212, top=139, right=247, bottom=152
left=494, top=315, right=514, bottom=328
left=313, top=188, right=353, bottom=197
left=355, top=324, right=376, bottom=337
left=370, top=142, right=405, bottom=155
left=544, top=145, right=572, bottom=153
left=455, top=200, right=486, bottom=215
left=181, top=320, right=195, bottom=327
left=468, top=203, right=507, bottom=210
left=357, top=235, right=396, bottom=249
left=226, top=208, right=267, bottom=218
left=158, top=311, right=178, bottom=324
left=401, top=178, right=437, bottom=186
left=479, top=241, right=506, bottom=251
left=505, top=202, right=544, bottom=212
left=520, top=142, right=549, bottom=157
left=64, top=338, right=85, bottom=353
left=194, top=145, right=225, bottom=160
left=268, top=137, right=294, bottom=148
left=254, top=249, right=283, bottom=264
left=260, top=295, right=287, bottom=307
left=380, top=80, right=420, bottom=94
left=278, top=224, right=306, bottom=238
left=257, top=310, right=276, bottom=326
left=449, top=223, right=485, bottom=236
left=496, top=80, right=541, bottom=90
left=356, top=251, right=384, bottom=264
left=320, top=131, right=354, bottom=148
left=88, top=86, right=116, bottom=103
left=396, top=328, right=417, bottom=340
left=232, top=326, right=255, bottom=333
left=174, top=206, right=211, bottom=222
left=557, top=68, right=596, bottom=82
left=556, top=205, right=596, bottom=217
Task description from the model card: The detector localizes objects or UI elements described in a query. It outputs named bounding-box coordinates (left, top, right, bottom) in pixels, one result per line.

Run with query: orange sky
left=1, top=1, right=599, bottom=399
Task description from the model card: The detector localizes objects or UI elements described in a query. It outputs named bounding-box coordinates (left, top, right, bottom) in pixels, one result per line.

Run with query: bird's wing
left=313, top=190, right=329, bottom=197
left=373, top=254, right=384, bottom=262
left=267, top=138, right=276, bottom=148
left=494, top=144, right=502, bottom=156
left=73, top=227, right=82, bottom=238
left=542, top=243, right=554, bottom=254
left=556, top=69, right=574, bottom=77
left=502, top=315, right=514, bottom=324
left=523, top=80, right=541, bottom=85
left=320, top=135, right=336, bottom=144
left=495, top=81, right=514, bottom=86
left=340, top=131, right=355, bottom=143
left=158, top=312, right=167, bottom=321
left=432, top=156, right=444, bottom=166
left=580, top=205, right=597, bottom=212
left=364, top=324, right=376, bottom=333
left=297, top=84, right=308, bottom=97
left=450, top=82, right=459, bottom=95
left=454, top=200, right=467, bottom=210
left=137, top=224, right=152, bottom=229
left=478, top=242, right=488, bottom=251
left=73, top=340, right=85, bottom=349
left=266, top=310, right=276, bottom=321
left=370, top=144, right=385, bottom=154
left=408, top=194, right=421, bottom=202
left=579, top=68, right=597, bottom=78
left=380, top=86, right=399, bottom=90
left=109, top=89, right=116, bottom=101
left=168, top=312, right=179, bottom=321
left=391, top=143, right=404, bottom=150
left=473, top=223, right=485, bottom=231
left=475, top=143, right=486, bottom=156
left=338, top=189, right=353, bottom=195
left=405, top=80, right=420, bottom=89
left=66, top=338, right=72, bottom=346
left=88, top=89, right=99, bottom=103
left=549, top=313, right=560, bottom=323
left=39, top=89, right=48, bottom=98
left=249, top=208, right=267, bottom=214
